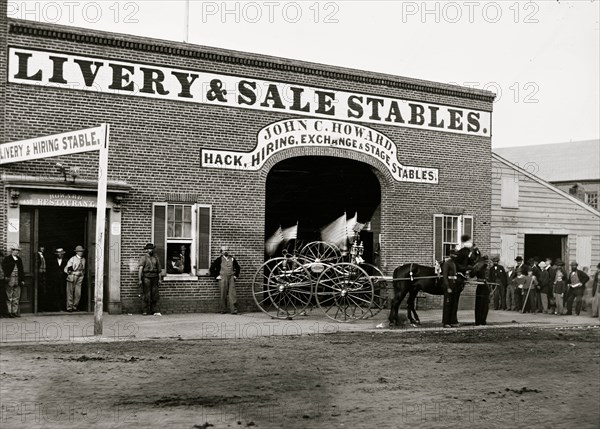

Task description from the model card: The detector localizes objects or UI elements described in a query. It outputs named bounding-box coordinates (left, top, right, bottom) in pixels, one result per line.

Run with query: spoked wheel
left=299, top=241, right=342, bottom=265
left=252, top=257, right=313, bottom=319
left=315, top=263, right=374, bottom=322
left=359, top=263, right=389, bottom=317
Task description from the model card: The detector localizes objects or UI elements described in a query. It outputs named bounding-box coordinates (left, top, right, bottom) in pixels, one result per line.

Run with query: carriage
left=251, top=236, right=390, bottom=322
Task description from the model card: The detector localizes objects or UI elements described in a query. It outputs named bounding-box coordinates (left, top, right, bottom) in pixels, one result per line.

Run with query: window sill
left=163, top=275, right=199, bottom=282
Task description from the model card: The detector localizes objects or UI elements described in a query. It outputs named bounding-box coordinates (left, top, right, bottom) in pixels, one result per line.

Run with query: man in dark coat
left=441, top=249, right=459, bottom=328
left=489, top=256, right=508, bottom=310
left=474, top=255, right=491, bottom=326
left=565, top=261, right=590, bottom=316
left=47, top=248, right=69, bottom=311
left=538, top=261, right=552, bottom=314
left=511, top=256, right=529, bottom=281
left=452, top=235, right=477, bottom=326
left=2, top=245, right=25, bottom=317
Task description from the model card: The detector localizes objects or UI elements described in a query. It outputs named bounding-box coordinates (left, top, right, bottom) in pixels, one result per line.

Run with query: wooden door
left=18, top=208, right=36, bottom=313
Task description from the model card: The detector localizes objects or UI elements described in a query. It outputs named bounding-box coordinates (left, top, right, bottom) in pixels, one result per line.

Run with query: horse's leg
left=388, top=282, right=410, bottom=327
left=406, top=288, right=420, bottom=325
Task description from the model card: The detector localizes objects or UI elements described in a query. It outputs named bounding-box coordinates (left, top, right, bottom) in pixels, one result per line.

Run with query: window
left=501, top=176, right=519, bottom=208
left=585, top=192, right=598, bottom=210
left=433, top=214, right=473, bottom=262
left=152, top=203, right=212, bottom=277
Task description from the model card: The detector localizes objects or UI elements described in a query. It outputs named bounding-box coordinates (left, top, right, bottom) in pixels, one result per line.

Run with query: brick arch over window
left=258, top=146, right=394, bottom=188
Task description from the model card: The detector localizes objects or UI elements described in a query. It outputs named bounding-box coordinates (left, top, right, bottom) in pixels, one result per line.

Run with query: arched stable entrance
left=265, top=156, right=382, bottom=263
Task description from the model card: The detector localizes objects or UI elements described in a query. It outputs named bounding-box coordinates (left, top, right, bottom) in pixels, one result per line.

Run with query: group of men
left=488, top=255, right=593, bottom=316
left=138, top=243, right=240, bottom=316
left=1, top=245, right=86, bottom=317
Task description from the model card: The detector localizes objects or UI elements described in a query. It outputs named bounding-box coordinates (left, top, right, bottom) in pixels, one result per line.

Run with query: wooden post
left=94, top=124, right=110, bottom=335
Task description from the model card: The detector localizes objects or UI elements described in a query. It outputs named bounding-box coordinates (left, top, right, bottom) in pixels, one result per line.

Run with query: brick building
left=1, top=15, right=495, bottom=314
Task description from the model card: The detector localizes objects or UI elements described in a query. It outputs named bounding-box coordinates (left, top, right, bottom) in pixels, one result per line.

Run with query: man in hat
left=2, top=245, right=25, bottom=317
left=441, top=249, right=460, bottom=328
left=489, top=255, right=507, bottom=310
left=538, top=261, right=552, bottom=314
left=511, top=256, right=529, bottom=281
left=138, top=243, right=163, bottom=316
left=565, top=261, right=589, bottom=316
left=210, top=246, right=241, bottom=314
left=46, top=248, right=69, bottom=311
left=591, top=262, right=600, bottom=319
left=65, top=245, right=86, bottom=312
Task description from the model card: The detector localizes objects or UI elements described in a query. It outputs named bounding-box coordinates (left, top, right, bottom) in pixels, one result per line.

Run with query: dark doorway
left=38, top=207, right=89, bottom=312
left=265, top=156, right=381, bottom=262
left=524, top=234, right=566, bottom=263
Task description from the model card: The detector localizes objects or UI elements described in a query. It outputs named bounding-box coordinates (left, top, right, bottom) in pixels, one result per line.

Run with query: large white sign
left=0, top=125, right=105, bottom=164
left=202, top=119, right=439, bottom=183
left=8, top=47, right=491, bottom=137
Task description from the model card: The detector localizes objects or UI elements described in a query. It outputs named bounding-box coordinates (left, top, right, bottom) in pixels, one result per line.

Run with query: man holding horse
left=442, top=249, right=460, bottom=328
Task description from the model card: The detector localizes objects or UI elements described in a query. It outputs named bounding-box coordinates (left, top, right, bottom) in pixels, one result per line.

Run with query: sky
left=6, top=0, right=600, bottom=148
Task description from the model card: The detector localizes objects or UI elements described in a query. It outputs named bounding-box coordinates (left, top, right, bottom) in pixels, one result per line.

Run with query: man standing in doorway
left=48, top=248, right=68, bottom=311
left=36, top=246, right=47, bottom=310
left=65, top=245, right=86, bottom=312
left=2, top=245, right=25, bottom=317
left=138, top=243, right=163, bottom=316
left=210, top=246, right=241, bottom=315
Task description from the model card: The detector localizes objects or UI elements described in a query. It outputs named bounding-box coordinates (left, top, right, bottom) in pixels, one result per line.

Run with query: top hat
left=74, top=245, right=85, bottom=252
left=570, top=261, right=578, bottom=267
left=516, top=267, right=523, bottom=274
left=55, top=247, right=66, bottom=254
left=515, top=256, right=523, bottom=262
left=555, top=259, right=565, bottom=266
left=460, top=234, right=471, bottom=242
left=144, top=243, right=156, bottom=250
left=492, top=256, right=500, bottom=262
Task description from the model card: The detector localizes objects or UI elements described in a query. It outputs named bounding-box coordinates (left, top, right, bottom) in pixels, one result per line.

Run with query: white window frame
left=433, top=214, right=474, bottom=263
left=584, top=192, right=598, bottom=210
left=152, top=203, right=212, bottom=280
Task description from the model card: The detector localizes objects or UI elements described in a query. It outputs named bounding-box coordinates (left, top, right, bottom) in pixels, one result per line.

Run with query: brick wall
left=1, top=19, right=493, bottom=314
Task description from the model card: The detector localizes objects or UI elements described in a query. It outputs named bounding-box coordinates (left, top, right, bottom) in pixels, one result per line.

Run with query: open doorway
left=265, top=156, right=381, bottom=264
left=524, top=234, right=567, bottom=264
left=37, top=207, right=89, bottom=312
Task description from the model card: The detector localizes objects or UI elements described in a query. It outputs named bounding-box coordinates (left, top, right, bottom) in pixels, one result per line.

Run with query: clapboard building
left=0, top=13, right=495, bottom=314
left=491, top=153, right=600, bottom=272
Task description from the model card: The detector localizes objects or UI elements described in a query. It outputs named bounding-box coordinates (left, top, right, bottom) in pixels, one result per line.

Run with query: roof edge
left=7, top=19, right=496, bottom=105
left=492, top=153, right=600, bottom=217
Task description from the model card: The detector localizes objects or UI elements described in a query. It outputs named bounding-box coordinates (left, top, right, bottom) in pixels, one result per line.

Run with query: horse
left=388, top=248, right=482, bottom=327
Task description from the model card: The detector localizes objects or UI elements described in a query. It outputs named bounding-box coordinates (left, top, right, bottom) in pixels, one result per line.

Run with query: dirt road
left=1, top=326, right=598, bottom=429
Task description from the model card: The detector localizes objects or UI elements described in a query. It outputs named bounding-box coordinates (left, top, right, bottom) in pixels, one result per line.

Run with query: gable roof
left=493, top=140, right=599, bottom=182
left=492, top=153, right=600, bottom=217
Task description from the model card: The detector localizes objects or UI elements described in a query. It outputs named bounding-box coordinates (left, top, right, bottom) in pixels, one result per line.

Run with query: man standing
left=538, top=261, right=552, bottom=314
left=489, top=256, right=507, bottom=310
left=441, top=249, right=459, bottom=328
left=591, top=262, right=600, bottom=319
left=474, top=255, right=491, bottom=326
left=565, top=261, right=589, bottom=316
left=47, top=248, right=68, bottom=311
left=210, top=246, right=241, bottom=315
left=65, top=245, right=86, bottom=312
left=138, top=243, right=163, bottom=316
left=511, top=256, right=529, bottom=281
left=2, top=246, right=25, bottom=317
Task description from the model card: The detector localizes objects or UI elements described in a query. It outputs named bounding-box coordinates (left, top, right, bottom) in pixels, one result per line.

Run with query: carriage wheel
left=359, top=263, right=389, bottom=317
left=251, top=257, right=313, bottom=319
left=299, top=241, right=342, bottom=265
left=315, top=263, right=374, bottom=322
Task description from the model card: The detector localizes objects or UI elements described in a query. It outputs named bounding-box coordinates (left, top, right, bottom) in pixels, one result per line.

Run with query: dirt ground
left=1, top=326, right=599, bottom=429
